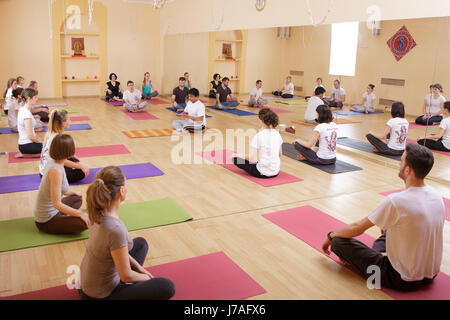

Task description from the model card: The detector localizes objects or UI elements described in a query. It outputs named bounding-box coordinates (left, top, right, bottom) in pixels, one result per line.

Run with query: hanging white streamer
left=210, top=0, right=224, bottom=31
left=302, top=26, right=312, bottom=48
left=88, top=0, right=94, bottom=24
left=48, top=0, right=55, bottom=39
left=305, top=0, right=334, bottom=27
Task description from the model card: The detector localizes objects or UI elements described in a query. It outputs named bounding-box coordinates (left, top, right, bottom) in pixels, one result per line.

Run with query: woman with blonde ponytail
left=39, top=109, right=89, bottom=183
left=34, top=134, right=89, bottom=234
left=79, top=166, right=175, bottom=300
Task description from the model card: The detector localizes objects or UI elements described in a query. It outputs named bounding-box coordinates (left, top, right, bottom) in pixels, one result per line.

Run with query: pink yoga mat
left=406, top=139, right=450, bottom=156
left=408, top=122, right=439, bottom=129
left=70, top=116, right=90, bottom=121
left=380, top=189, right=450, bottom=221
left=120, top=109, right=159, bottom=120
left=198, top=149, right=302, bottom=187
left=263, top=205, right=450, bottom=300
left=8, top=144, right=130, bottom=163
left=146, top=98, right=170, bottom=105
left=1, top=251, right=265, bottom=300
left=242, top=105, right=293, bottom=114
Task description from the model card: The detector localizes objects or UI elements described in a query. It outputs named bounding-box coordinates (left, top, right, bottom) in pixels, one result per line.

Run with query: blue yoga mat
left=166, top=107, right=212, bottom=118
left=333, top=110, right=383, bottom=116
left=0, top=123, right=91, bottom=134
left=207, top=106, right=257, bottom=116
left=0, top=163, right=164, bottom=194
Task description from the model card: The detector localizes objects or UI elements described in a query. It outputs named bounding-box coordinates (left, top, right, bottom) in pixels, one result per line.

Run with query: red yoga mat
left=198, top=149, right=302, bottom=187
left=406, top=138, right=450, bottom=156
left=380, top=189, right=450, bottom=221
left=263, top=205, right=450, bottom=300
left=1, top=251, right=265, bottom=300
left=408, top=122, right=439, bottom=129
left=8, top=144, right=130, bottom=163
left=120, top=109, right=159, bottom=120
left=70, top=116, right=90, bottom=121
left=146, top=98, right=170, bottom=105
left=242, top=105, right=293, bottom=114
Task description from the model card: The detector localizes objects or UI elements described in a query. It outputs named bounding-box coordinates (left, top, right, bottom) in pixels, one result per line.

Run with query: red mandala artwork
left=387, top=25, right=417, bottom=61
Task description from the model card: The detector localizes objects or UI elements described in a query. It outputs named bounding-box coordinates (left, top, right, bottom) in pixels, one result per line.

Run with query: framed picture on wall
left=222, top=43, right=232, bottom=59
left=71, top=37, right=85, bottom=56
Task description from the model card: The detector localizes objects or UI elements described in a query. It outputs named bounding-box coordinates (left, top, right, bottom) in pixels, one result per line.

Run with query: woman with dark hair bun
left=293, top=104, right=337, bottom=164
left=209, top=73, right=221, bottom=98
left=366, top=102, right=409, bottom=155
left=105, top=73, right=123, bottom=101
left=232, top=108, right=282, bottom=178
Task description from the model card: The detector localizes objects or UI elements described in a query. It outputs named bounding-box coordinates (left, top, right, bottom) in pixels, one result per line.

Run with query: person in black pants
left=272, top=76, right=294, bottom=98
left=323, top=144, right=444, bottom=291
left=105, top=73, right=123, bottom=101
left=417, top=101, right=450, bottom=152
left=209, top=73, right=221, bottom=98
left=414, top=84, right=445, bottom=126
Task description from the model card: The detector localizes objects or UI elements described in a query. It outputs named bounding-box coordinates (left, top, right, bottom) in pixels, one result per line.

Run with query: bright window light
left=329, top=21, right=359, bottom=77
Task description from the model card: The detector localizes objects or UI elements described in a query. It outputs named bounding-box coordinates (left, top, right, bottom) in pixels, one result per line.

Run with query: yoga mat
left=292, top=119, right=360, bottom=127
left=120, top=109, right=158, bottom=120
left=1, top=251, right=265, bottom=300
left=41, top=103, right=68, bottom=107
left=8, top=144, right=130, bottom=163
left=198, top=149, right=302, bottom=187
left=123, top=128, right=174, bottom=138
left=242, top=105, right=293, bottom=114
left=0, top=197, right=191, bottom=252
left=408, top=122, right=439, bottom=129
left=0, top=162, right=163, bottom=194
left=337, top=137, right=402, bottom=161
left=146, top=98, right=170, bottom=105
left=276, top=100, right=308, bottom=105
left=406, top=138, right=450, bottom=156
left=65, top=108, right=79, bottom=114
left=380, top=189, right=450, bottom=221
left=166, top=107, right=212, bottom=118
left=207, top=106, right=257, bottom=116
left=102, top=99, right=123, bottom=106
left=333, top=110, right=383, bottom=116
left=282, top=143, right=362, bottom=174
left=69, top=116, right=90, bottom=121
left=0, top=123, right=91, bottom=134
left=263, top=205, right=450, bottom=300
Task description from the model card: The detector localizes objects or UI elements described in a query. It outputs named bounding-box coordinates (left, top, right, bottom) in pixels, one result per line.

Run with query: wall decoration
left=222, top=43, right=232, bottom=59
left=387, top=25, right=417, bottom=61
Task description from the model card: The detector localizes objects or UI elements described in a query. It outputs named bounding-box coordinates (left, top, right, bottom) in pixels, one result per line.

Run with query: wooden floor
left=0, top=94, right=449, bottom=299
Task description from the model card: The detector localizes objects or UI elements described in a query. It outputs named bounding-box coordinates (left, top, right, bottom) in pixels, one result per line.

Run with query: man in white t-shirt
left=172, top=88, right=206, bottom=133
left=322, top=144, right=444, bottom=290
left=248, top=80, right=268, bottom=107
left=327, top=79, right=346, bottom=109
left=304, top=87, right=326, bottom=124
left=123, top=80, right=148, bottom=112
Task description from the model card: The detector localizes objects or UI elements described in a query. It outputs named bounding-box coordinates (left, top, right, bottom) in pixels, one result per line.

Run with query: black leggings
left=105, top=92, right=123, bottom=101
left=272, top=91, right=293, bottom=99
left=232, top=157, right=277, bottom=178
left=65, top=158, right=86, bottom=183
left=209, top=91, right=217, bottom=99
left=293, top=142, right=336, bottom=165
left=415, top=115, right=442, bottom=125
left=18, top=142, right=43, bottom=154
left=417, top=138, right=450, bottom=152
left=79, top=237, right=175, bottom=300
left=366, top=134, right=404, bottom=156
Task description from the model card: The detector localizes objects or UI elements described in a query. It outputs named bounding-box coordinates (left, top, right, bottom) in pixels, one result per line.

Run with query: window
left=329, top=21, right=359, bottom=77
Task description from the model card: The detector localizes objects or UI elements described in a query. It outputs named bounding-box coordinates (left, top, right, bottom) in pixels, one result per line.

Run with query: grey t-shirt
left=80, top=215, right=133, bottom=299
left=34, top=160, right=69, bottom=223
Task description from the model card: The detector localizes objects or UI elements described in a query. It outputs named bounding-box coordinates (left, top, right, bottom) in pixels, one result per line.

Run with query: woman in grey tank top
left=79, top=166, right=175, bottom=300
left=34, top=134, right=89, bottom=234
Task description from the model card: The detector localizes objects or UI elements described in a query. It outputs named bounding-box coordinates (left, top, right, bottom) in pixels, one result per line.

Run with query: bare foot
left=297, top=155, right=306, bottom=161
left=372, top=147, right=380, bottom=153
left=14, top=152, right=24, bottom=158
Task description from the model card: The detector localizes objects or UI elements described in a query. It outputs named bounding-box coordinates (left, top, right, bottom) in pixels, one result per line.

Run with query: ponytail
left=143, top=72, right=150, bottom=85
left=44, top=109, right=68, bottom=144
left=86, top=166, right=125, bottom=224
left=18, top=87, right=38, bottom=104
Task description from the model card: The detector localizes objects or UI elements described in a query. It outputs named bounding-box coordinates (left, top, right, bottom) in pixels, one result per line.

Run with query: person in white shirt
left=172, top=88, right=206, bottom=133
left=16, top=76, right=25, bottom=88
left=366, top=102, right=409, bottom=156
left=2, top=78, right=18, bottom=115
left=123, top=80, right=148, bottom=113
left=327, top=79, right=346, bottom=109
left=232, top=108, right=282, bottom=178
left=304, top=87, right=326, bottom=124
left=415, top=84, right=445, bottom=125
left=323, top=143, right=444, bottom=291
left=7, top=87, right=23, bottom=132
left=272, top=76, right=294, bottom=99
left=351, top=84, right=377, bottom=114
left=248, top=80, right=268, bottom=107
left=294, top=104, right=337, bottom=165
left=417, top=101, right=450, bottom=152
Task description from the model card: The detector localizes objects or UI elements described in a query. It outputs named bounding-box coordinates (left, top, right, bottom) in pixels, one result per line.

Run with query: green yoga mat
left=1, top=111, right=6, bottom=116
left=276, top=100, right=308, bottom=105
left=0, top=197, right=192, bottom=252
left=49, top=107, right=78, bottom=113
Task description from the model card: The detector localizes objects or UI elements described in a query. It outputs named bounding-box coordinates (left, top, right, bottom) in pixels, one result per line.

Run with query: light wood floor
left=0, top=94, right=449, bottom=299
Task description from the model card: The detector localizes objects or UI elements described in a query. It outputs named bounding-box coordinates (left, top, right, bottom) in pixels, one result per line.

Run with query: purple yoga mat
left=0, top=123, right=91, bottom=134
left=0, top=163, right=164, bottom=194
